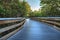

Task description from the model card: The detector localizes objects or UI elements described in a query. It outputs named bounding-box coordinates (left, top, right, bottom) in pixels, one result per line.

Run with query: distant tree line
left=0, top=0, right=60, bottom=17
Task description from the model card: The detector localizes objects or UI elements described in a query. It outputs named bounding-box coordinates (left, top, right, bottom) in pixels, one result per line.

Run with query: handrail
left=0, top=22, right=24, bottom=33
left=0, top=17, right=24, bottom=20
left=0, top=18, right=25, bottom=24
left=0, top=18, right=25, bottom=39
left=31, top=17, right=60, bottom=27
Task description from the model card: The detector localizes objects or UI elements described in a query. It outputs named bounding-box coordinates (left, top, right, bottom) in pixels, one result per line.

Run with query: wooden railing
left=31, top=17, right=60, bottom=27
left=0, top=18, right=25, bottom=40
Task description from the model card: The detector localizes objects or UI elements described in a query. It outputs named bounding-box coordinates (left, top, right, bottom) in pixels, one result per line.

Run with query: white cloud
left=31, top=6, right=40, bottom=11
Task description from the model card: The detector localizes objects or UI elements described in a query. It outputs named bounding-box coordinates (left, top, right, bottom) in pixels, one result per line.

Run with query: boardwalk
left=7, top=19, right=60, bottom=40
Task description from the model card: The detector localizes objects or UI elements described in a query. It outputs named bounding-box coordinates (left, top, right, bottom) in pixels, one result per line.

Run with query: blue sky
left=26, top=0, right=40, bottom=11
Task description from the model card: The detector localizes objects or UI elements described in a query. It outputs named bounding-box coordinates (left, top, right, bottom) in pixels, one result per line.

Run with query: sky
left=26, top=0, right=40, bottom=11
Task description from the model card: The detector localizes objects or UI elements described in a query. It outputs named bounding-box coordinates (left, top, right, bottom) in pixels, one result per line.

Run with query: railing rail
left=31, top=17, right=60, bottom=27
left=0, top=18, right=25, bottom=40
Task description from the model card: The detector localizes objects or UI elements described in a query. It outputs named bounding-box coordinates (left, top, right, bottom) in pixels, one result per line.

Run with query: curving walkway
left=7, top=19, right=60, bottom=40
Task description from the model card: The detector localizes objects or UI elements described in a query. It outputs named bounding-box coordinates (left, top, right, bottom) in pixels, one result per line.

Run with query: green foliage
left=40, top=0, right=60, bottom=17
left=29, top=10, right=43, bottom=17
left=0, top=0, right=31, bottom=17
